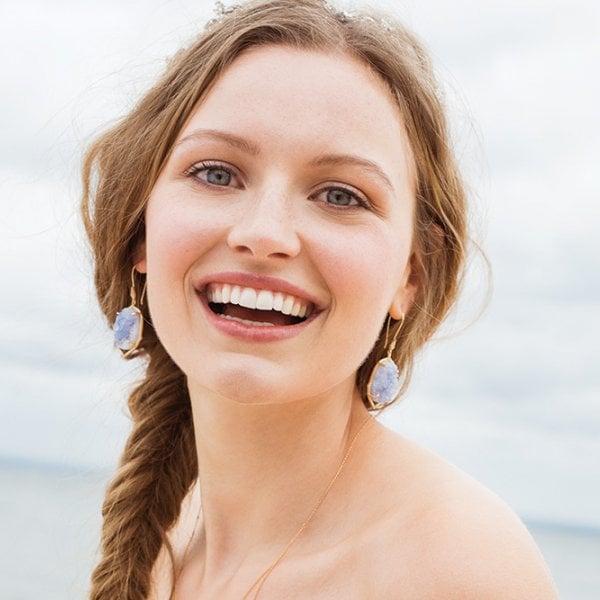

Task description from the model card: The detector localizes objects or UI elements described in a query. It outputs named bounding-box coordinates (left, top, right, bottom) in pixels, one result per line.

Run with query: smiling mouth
left=206, top=283, right=314, bottom=327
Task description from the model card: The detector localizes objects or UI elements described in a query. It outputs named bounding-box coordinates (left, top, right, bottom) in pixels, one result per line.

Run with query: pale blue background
left=1, top=1, right=598, bottom=597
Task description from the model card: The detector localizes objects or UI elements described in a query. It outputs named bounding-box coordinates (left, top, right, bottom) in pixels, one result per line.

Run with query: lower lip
left=197, top=292, right=318, bottom=342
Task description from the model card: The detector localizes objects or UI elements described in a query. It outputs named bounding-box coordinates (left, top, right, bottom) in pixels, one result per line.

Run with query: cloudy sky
left=1, top=0, right=598, bottom=528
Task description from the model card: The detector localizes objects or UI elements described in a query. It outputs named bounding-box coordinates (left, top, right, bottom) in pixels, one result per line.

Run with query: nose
left=227, top=191, right=301, bottom=260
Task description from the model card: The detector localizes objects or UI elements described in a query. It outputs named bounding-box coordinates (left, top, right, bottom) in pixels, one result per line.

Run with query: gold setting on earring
left=112, top=267, right=147, bottom=357
left=366, top=313, right=405, bottom=409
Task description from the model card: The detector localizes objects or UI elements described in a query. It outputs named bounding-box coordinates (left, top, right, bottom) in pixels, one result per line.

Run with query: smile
left=206, top=283, right=314, bottom=327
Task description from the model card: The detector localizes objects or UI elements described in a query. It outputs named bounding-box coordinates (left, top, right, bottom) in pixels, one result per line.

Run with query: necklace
left=175, top=486, right=202, bottom=583
left=241, top=414, right=373, bottom=600
left=176, top=415, right=373, bottom=599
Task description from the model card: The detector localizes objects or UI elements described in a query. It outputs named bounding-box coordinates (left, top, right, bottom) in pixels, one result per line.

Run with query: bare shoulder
left=357, top=424, right=558, bottom=599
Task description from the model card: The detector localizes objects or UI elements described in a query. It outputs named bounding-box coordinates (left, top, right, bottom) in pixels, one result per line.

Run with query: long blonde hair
left=82, top=1, right=467, bottom=597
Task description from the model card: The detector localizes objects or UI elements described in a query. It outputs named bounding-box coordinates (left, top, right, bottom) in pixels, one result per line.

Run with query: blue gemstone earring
left=113, top=267, right=146, bottom=357
left=366, top=313, right=405, bottom=410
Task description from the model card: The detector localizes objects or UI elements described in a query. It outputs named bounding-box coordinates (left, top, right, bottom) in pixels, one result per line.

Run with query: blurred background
left=1, top=0, right=598, bottom=597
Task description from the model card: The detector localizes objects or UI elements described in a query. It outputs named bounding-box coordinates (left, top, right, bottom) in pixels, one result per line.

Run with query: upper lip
left=194, top=271, right=325, bottom=311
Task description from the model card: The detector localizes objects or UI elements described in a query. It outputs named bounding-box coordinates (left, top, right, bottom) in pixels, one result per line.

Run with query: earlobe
left=389, top=297, right=406, bottom=321
left=133, top=241, right=147, bottom=274
left=389, top=253, right=419, bottom=319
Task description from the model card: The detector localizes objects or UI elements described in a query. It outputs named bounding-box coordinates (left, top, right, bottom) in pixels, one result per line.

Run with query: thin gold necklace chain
left=241, top=414, right=374, bottom=600
left=176, top=415, right=374, bottom=599
left=176, top=493, right=202, bottom=585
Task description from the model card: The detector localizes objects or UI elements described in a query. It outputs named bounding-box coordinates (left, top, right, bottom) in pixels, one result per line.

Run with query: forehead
left=208, top=46, right=394, bottom=111
left=192, top=47, right=406, bottom=138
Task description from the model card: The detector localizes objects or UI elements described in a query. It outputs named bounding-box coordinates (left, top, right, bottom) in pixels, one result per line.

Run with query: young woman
left=82, top=1, right=557, bottom=598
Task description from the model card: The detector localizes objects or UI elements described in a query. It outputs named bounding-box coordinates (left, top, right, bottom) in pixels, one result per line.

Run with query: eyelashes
left=309, top=186, right=370, bottom=209
left=183, top=160, right=372, bottom=210
left=183, top=161, right=241, bottom=188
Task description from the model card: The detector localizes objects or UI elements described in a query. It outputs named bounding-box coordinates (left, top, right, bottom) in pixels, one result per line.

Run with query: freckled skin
left=138, top=46, right=417, bottom=404
left=142, top=47, right=558, bottom=600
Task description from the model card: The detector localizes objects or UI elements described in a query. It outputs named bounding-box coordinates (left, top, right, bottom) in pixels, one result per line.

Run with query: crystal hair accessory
left=113, top=267, right=146, bottom=357
left=366, top=313, right=405, bottom=409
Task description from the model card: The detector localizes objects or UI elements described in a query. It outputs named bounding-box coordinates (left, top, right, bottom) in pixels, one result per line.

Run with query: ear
left=389, top=252, right=420, bottom=320
left=133, top=240, right=147, bottom=274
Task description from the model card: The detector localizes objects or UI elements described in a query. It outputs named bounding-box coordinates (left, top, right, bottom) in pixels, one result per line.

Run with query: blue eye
left=205, top=167, right=232, bottom=186
left=185, top=162, right=238, bottom=187
left=313, top=186, right=368, bottom=209
left=326, top=188, right=360, bottom=207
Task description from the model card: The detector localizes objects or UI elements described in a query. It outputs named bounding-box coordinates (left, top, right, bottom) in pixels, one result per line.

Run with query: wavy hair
left=82, top=1, right=467, bottom=597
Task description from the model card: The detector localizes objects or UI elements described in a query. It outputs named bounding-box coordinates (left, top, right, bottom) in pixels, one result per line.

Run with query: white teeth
left=207, top=283, right=312, bottom=319
left=239, top=287, right=257, bottom=309
left=290, top=300, right=302, bottom=317
left=281, top=295, right=294, bottom=315
left=230, top=285, right=241, bottom=305
left=273, top=292, right=284, bottom=311
left=221, top=284, right=231, bottom=304
left=256, top=290, right=274, bottom=310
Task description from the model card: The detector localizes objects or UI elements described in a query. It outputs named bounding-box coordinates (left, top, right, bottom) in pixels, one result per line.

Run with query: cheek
left=309, top=224, right=411, bottom=306
left=306, top=222, right=412, bottom=369
left=142, top=193, right=221, bottom=341
left=144, top=191, right=222, bottom=276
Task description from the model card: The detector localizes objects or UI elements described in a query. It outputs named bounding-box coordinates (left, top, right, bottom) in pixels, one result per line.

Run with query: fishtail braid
left=89, top=347, right=197, bottom=600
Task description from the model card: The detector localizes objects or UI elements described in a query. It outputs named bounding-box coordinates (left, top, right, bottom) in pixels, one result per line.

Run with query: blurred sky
left=0, top=0, right=598, bottom=528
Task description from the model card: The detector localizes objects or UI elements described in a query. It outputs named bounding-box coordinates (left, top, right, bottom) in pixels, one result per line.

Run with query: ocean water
left=1, top=460, right=599, bottom=599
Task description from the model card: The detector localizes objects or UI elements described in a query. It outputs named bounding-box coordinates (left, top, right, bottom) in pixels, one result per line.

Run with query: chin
left=188, top=359, right=298, bottom=405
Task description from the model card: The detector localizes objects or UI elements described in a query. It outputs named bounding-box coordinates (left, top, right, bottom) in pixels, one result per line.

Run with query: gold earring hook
left=384, top=313, right=405, bottom=358
left=130, top=267, right=147, bottom=307
left=129, top=267, right=137, bottom=306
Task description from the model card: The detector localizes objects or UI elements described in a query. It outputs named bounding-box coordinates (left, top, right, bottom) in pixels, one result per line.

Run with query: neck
left=187, top=378, right=370, bottom=582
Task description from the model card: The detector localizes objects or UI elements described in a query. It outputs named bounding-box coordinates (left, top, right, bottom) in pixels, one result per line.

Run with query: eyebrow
left=174, top=128, right=261, bottom=155
left=174, top=129, right=395, bottom=192
left=309, top=154, right=395, bottom=192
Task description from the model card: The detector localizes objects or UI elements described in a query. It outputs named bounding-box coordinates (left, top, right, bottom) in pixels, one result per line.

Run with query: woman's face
left=137, top=45, right=418, bottom=403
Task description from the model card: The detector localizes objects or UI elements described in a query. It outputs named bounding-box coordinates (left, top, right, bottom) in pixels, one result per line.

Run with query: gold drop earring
left=113, top=266, right=146, bottom=357
left=366, top=313, right=404, bottom=409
